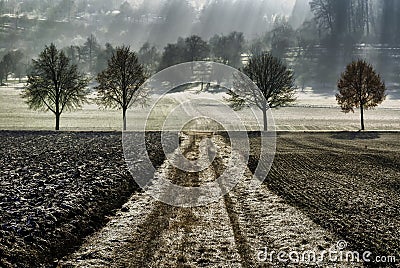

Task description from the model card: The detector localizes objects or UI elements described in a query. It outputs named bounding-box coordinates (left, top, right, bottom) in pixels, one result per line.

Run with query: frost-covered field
left=57, top=131, right=400, bottom=267
left=0, top=131, right=168, bottom=267
left=1, top=84, right=399, bottom=266
left=1, top=86, right=399, bottom=131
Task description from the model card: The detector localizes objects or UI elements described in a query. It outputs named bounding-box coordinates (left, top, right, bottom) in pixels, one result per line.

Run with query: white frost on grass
left=60, top=133, right=366, bottom=267
left=1, top=86, right=399, bottom=131
left=214, top=135, right=363, bottom=267
left=58, top=191, right=157, bottom=267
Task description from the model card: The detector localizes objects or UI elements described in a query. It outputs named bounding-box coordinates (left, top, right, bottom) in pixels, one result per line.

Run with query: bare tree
left=310, top=0, right=334, bottom=34
left=22, top=43, right=89, bottom=130
left=381, top=0, right=400, bottom=44
left=158, top=36, right=210, bottom=71
left=227, top=52, right=296, bottom=131
left=184, top=35, right=210, bottom=62
left=2, top=50, right=24, bottom=82
left=310, top=0, right=372, bottom=39
left=0, top=64, right=5, bottom=85
left=210, top=31, right=245, bottom=68
left=96, top=46, right=147, bottom=131
left=337, top=59, right=386, bottom=131
left=138, top=42, right=161, bottom=74
left=95, top=43, right=115, bottom=74
left=83, top=34, right=100, bottom=73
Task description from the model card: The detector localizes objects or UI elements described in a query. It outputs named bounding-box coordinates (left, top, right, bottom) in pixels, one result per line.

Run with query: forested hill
left=1, top=0, right=400, bottom=96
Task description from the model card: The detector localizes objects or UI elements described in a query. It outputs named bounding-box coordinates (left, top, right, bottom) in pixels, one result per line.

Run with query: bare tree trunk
left=55, top=92, right=60, bottom=130
left=15, top=11, right=18, bottom=30
left=366, top=0, right=370, bottom=36
left=123, top=108, right=127, bottom=131
left=263, top=108, right=268, bottom=131
left=360, top=104, right=365, bottom=131
left=55, top=113, right=60, bottom=131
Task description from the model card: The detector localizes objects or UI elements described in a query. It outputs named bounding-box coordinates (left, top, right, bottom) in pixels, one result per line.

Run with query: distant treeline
left=0, top=32, right=246, bottom=83
left=309, top=0, right=400, bottom=44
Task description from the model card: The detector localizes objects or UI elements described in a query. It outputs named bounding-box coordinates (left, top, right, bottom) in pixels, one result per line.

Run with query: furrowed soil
left=0, top=131, right=168, bottom=267
left=1, top=131, right=399, bottom=267
left=248, top=132, right=400, bottom=267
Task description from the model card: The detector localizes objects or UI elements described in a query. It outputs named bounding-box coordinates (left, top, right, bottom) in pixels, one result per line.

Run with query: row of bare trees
left=310, top=0, right=371, bottom=38
left=22, top=43, right=387, bottom=132
left=309, top=0, right=400, bottom=43
left=227, top=54, right=386, bottom=131
left=22, top=44, right=146, bottom=131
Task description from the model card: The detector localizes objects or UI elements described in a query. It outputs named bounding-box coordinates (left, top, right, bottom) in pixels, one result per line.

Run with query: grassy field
left=1, top=86, right=399, bottom=131
left=0, top=86, right=122, bottom=131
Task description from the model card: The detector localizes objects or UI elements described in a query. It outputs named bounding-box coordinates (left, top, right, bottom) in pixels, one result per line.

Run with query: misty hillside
left=1, top=0, right=400, bottom=96
left=0, top=0, right=297, bottom=52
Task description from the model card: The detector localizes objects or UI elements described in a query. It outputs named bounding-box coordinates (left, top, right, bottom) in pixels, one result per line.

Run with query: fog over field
left=2, top=0, right=400, bottom=97
left=1, top=0, right=298, bottom=51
